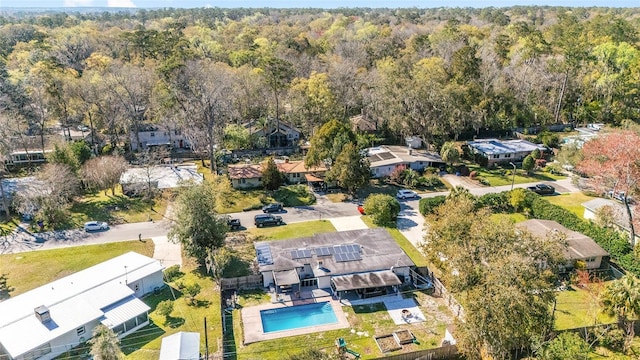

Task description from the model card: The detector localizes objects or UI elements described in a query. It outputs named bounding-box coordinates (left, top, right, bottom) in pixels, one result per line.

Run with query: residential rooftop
left=517, top=219, right=609, bottom=260
left=255, top=228, right=414, bottom=276
left=367, top=145, right=443, bottom=167
left=467, top=139, right=546, bottom=155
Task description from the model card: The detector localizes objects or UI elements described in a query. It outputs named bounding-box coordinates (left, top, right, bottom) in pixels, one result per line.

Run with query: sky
left=0, top=0, right=638, bottom=9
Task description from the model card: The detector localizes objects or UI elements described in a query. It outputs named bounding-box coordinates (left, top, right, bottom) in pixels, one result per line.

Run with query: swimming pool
left=260, top=302, right=338, bottom=333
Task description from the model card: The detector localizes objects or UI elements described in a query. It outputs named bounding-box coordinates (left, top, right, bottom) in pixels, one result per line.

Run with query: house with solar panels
left=254, top=228, right=418, bottom=300
left=0, top=252, right=164, bottom=360
left=366, top=145, right=444, bottom=178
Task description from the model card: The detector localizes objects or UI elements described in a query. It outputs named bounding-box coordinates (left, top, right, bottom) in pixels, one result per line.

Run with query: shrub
left=474, top=153, right=488, bottom=167
left=183, top=283, right=202, bottom=305
left=363, top=194, right=400, bottom=226
left=420, top=175, right=443, bottom=188
left=164, top=265, right=184, bottom=282
left=476, top=192, right=513, bottom=213
left=419, top=196, right=446, bottom=216
left=600, top=328, right=625, bottom=352
left=478, top=178, right=490, bottom=186
left=156, top=300, right=174, bottom=319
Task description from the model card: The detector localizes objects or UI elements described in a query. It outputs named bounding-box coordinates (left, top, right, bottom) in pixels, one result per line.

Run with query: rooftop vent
left=34, top=305, right=51, bottom=323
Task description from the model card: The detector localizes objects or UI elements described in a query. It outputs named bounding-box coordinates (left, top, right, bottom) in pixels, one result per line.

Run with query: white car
left=84, top=221, right=108, bottom=232
left=396, top=189, right=419, bottom=199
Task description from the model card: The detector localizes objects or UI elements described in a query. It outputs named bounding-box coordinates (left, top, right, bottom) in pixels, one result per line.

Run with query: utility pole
left=509, top=162, right=516, bottom=191
left=204, top=317, right=209, bottom=360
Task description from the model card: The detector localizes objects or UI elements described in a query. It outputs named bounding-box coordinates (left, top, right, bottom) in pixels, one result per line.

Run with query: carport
left=331, top=270, right=401, bottom=299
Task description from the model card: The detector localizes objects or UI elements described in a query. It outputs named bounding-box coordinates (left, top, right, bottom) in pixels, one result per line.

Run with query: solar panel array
left=378, top=152, right=396, bottom=160
left=334, top=244, right=361, bottom=254
left=315, top=247, right=332, bottom=256
left=256, top=244, right=273, bottom=265
left=335, top=252, right=362, bottom=262
left=291, top=249, right=312, bottom=259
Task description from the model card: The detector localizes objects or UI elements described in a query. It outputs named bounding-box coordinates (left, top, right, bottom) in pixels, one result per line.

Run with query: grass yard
left=545, top=192, right=596, bottom=218
left=247, top=220, right=336, bottom=239
left=230, top=291, right=451, bottom=359
left=121, top=258, right=221, bottom=360
left=490, top=213, right=528, bottom=223
left=66, top=186, right=169, bottom=229
left=0, top=241, right=154, bottom=296
left=554, top=285, right=615, bottom=330
left=467, top=164, right=565, bottom=187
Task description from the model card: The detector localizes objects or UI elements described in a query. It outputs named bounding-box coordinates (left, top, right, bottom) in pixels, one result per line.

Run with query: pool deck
left=241, top=297, right=350, bottom=344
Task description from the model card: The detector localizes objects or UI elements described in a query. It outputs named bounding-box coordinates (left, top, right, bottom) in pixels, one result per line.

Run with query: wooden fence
left=220, top=275, right=263, bottom=291
left=371, top=345, right=459, bottom=360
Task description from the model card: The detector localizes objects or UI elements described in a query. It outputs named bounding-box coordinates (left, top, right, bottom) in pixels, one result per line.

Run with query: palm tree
left=600, top=274, right=640, bottom=353
left=89, top=325, right=124, bottom=360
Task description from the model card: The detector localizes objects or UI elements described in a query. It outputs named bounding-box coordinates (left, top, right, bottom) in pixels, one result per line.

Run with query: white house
left=130, top=124, right=190, bottom=151
left=255, top=228, right=415, bottom=300
left=159, top=332, right=200, bottom=360
left=467, top=139, right=546, bottom=166
left=366, top=145, right=444, bottom=178
left=0, top=252, right=164, bottom=360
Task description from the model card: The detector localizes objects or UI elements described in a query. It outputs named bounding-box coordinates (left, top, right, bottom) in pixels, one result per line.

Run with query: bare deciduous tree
left=82, top=155, right=129, bottom=195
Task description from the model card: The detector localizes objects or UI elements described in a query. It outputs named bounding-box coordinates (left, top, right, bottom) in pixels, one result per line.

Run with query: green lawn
left=490, top=213, right=528, bottom=223
left=467, top=164, right=566, bottom=187
left=121, top=264, right=221, bottom=360
left=231, top=291, right=450, bottom=359
left=0, top=241, right=155, bottom=296
left=545, top=192, right=596, bottom=218
left=247, top=220, right=336, bottom=239
left=554, top=285, right=615, bottom=330
left=67, top=186, right=169, bottom=229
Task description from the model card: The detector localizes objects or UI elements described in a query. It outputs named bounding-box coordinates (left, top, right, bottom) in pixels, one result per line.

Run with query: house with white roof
left=366, top=145, right=444, bottom=178
left=467, top=139, right=546, bottom=166
left=582, top=198, right=639, bottom=244
left=0, top=252, right=164, bottom=360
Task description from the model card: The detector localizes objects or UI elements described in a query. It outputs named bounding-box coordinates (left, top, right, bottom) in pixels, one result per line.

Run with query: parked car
left=527, top=184, right=555, bottom=195
left=262, top=203, right=283, bottom=213
left=84, top=221, right=108, bottom=232
left=396, top=189, right=419, bottom=199
left=227, top=217, right=241, bottom=230
left=254, top=214, right=284, bottom=227
left=607, top=190, right=635, bottom=204
left=357, top=203, right=365, bottom=215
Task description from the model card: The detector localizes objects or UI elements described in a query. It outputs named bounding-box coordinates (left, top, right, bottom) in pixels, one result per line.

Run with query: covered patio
left=331, top=270, right=402, bottom=300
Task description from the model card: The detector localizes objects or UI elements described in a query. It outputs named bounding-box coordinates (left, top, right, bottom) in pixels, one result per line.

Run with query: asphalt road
left=0, top=177, right=579, bottom=255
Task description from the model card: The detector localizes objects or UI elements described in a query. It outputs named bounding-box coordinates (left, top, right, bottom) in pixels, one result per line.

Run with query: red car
left=357, top=204, right=365, bottom=215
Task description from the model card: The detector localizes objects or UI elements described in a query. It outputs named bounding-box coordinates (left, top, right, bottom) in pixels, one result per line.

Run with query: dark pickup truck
left=527, top=184, right=555, bottom=195
left=254, top=214, right=284, bottom=227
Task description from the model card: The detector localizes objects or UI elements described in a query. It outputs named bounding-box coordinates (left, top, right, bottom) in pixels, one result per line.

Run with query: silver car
left=396, top=189, right=419, bottom=199
left=84, top=221, right=108, bottom=232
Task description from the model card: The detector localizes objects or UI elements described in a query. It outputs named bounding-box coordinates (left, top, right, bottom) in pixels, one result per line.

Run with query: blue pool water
left=261, top=302, right=338, bottom=333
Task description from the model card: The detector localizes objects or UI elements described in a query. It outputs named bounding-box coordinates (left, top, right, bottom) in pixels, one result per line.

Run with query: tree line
left=1, top=6, right=639, bottom=162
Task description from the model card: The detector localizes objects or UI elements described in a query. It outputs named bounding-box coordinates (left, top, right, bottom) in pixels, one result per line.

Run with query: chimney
left=34, top=305, right=51, bottom=323
left=317, top=260, right=324, bottom=269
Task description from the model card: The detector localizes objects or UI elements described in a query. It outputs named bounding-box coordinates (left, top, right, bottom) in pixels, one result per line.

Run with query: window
left=112, top=324, right=125, bottom=335
left=258, top=177, right=262, bottom=182
left=134, top=284, right=140, bottom=291
left=77, top=326, right=85, bottom=336
left=150, top=132, right=155, bottom=137
left=504, top=154, right=511, bottom=158
left=288, top=133, right=292, bottom=138
left=136, top=312, right=148, bottom=326
left=241, top=179, right=246, bottom=184
left=492, top=154, right=500, bottom=159
left=125, top=317, right=137, bottom=332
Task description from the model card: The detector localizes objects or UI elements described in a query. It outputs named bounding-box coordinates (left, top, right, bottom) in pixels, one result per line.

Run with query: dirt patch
left=375, top=334, right=401, bottom=353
